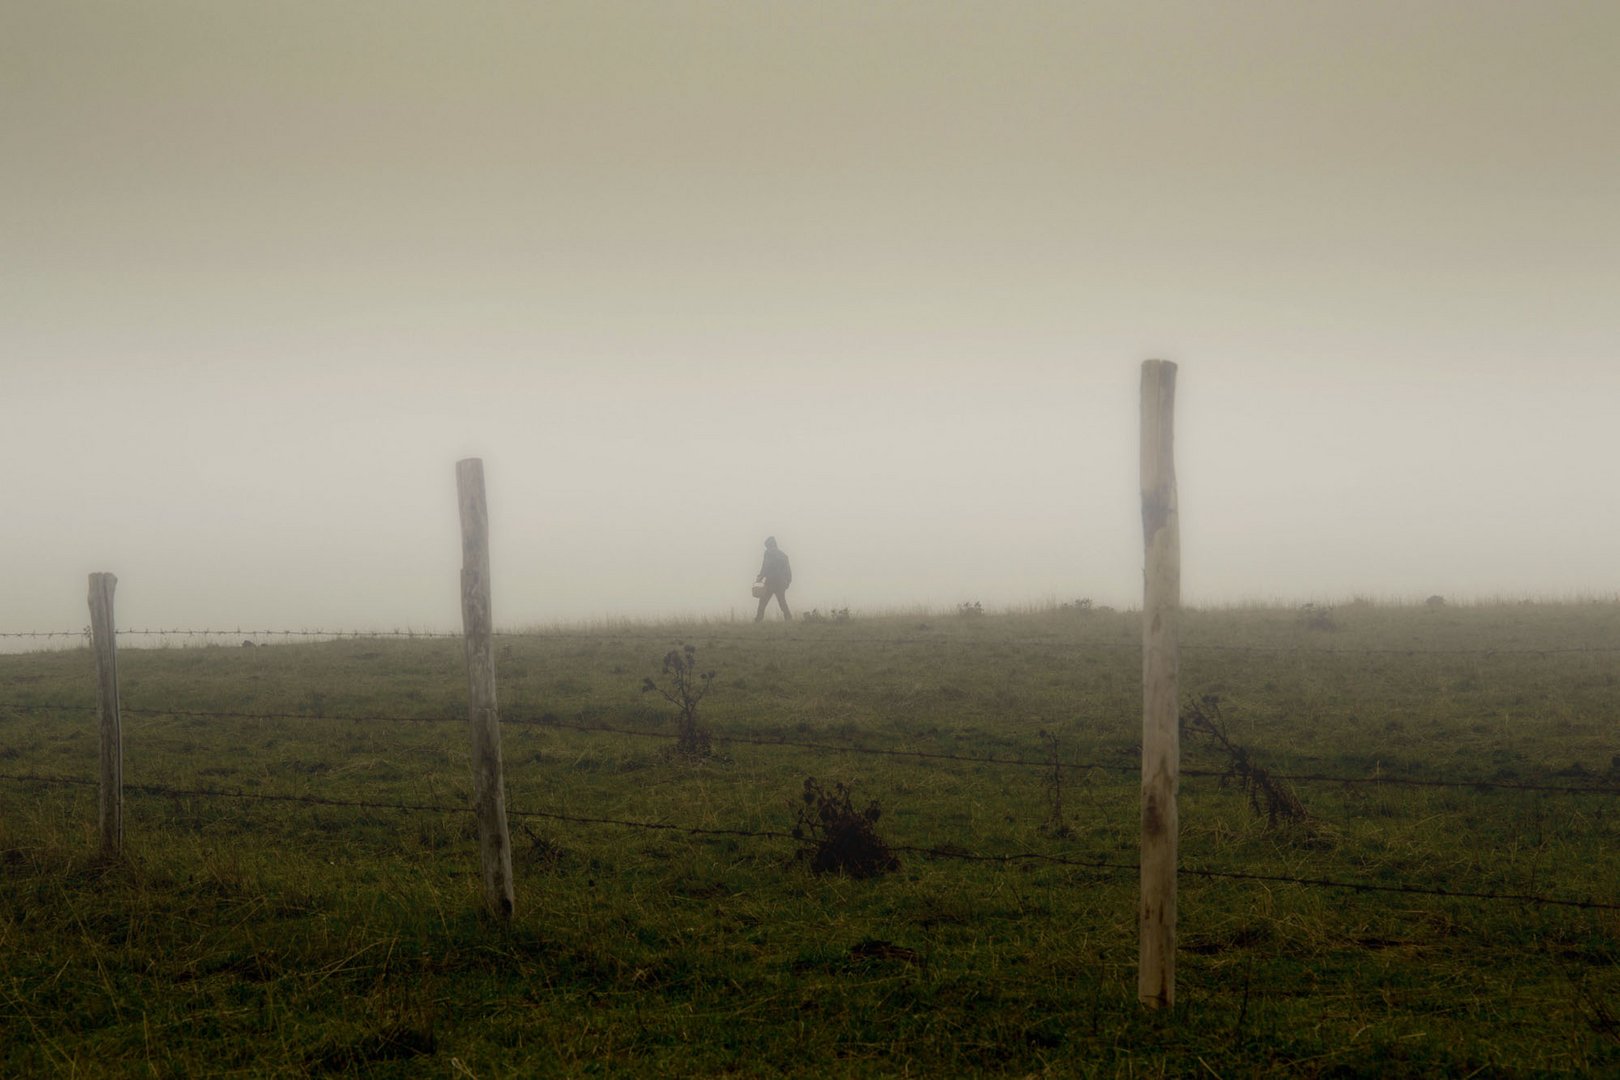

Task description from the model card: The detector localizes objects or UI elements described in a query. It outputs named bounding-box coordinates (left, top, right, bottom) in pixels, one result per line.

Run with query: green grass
left=2, top=602, right=1619, bottom=1076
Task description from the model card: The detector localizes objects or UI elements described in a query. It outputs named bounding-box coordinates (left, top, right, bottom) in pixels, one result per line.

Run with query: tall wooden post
left=456, top=458, right=515, bottom=919
left=1139, top=359, right=1181, bottom=1008
left=88, top=572, right=122, bottom=857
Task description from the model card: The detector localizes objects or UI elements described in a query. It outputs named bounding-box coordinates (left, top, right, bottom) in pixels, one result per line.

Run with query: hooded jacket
left=758, top=543, right=792, bottom=587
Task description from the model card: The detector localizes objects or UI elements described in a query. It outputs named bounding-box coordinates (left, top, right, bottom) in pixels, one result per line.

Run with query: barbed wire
left=0, top=700, right=1132, bottom=772
left=1172, top=865, right=1620, bottom=910
left=1232, top=768, right=1620, bottom=795
left=115, top=627, right=465, bottom=640
left=518, top=712, right=1135, bottom=772
left=130, top=705, right=460, bottom=725
left=1183, top=643, right=1620, bottom=657
left=0, top=701, right=457, bottom=724
left=9, top=624, right=1620, bottom=656
left=4, top=700, right=1620, bottom=796
left=2, top=769, right=1616, bottom=911
left=519, top=715, right=1620, bottom=794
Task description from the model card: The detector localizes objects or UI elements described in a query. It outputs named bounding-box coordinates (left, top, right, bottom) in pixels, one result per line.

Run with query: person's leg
left=776, top=588, right=792, bottom=620
left=755, top=591, right=770, bottom=622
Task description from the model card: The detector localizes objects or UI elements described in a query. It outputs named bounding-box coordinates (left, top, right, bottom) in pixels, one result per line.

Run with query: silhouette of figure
left=755, top=536, right=792, bottom=622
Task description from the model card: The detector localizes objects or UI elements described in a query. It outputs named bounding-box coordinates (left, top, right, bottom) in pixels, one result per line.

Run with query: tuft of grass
left=791, top=777, right=898, bottom=878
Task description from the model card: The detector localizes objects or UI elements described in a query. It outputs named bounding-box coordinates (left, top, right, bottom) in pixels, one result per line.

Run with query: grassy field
left=2, top=601, right=1618, bottom=1077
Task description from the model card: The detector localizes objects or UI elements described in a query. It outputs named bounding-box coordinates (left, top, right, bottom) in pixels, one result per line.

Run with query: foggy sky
left=4, top=2, right=1618, bottom=636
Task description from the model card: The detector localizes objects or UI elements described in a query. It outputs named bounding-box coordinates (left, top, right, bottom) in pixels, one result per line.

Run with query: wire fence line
left=2, top=769, right=1616, bottom=913
left=515, top=713, right=1620, bottom=796
left=523, top=712, right=1134, bottom=773
left=5, top=699, right=1619, bottom=797
left=7, top=624, right=1620, bottom=657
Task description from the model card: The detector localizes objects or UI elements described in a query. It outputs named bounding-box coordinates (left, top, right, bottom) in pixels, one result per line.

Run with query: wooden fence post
left=456, top=458, right=516, bottom=919
left=88, top=572, right=122, bottom=858
left=1139, top=359, right=1181, bottom=1008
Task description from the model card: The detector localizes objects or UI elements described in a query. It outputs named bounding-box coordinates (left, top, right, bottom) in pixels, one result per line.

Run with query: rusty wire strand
left=9, top=623, right=1620, bottom=655
left=1, top=769, right=1616, bottom=912
left=3, top=700, right=1619, bottom=796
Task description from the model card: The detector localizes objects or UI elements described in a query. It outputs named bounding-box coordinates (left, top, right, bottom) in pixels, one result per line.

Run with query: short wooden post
left=1139, top=359, right=1181, bottom=1008
left=456, top=458, right=515, bottom=919
left=88, top=572, right=122, bottom=857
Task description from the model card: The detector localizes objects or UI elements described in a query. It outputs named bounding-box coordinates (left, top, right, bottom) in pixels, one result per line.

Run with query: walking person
left=754, top=536, right=792, bottom=622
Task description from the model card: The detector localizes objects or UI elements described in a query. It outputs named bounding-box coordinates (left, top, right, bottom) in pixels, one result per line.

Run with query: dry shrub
left=641, top=644, right=713, bottom=758
left=1184, top=696, right=1308, bottom=828
left=791, top=777, right=898, bottom=878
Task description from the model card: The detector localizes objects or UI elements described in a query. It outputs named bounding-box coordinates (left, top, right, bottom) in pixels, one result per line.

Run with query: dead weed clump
left=791, top=777, right=899, bottom=879
left=641, top=644, right=714, bottom=758
left=1184, top=695, right=1309, bottom=828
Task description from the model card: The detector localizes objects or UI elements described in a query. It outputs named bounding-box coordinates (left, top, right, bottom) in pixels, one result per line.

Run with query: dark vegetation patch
left=791, top=777, right=898, bottom=878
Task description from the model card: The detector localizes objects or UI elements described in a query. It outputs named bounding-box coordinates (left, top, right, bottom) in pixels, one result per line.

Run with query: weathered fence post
left=1139, top=359, right=1181, bottom=1008
left=88, top=572, right=122, bottom=857
left=456, top=458, right=516, bottom=919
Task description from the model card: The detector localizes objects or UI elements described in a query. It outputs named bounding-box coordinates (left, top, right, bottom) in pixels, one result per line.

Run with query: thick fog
left=4, top=2, right=1617, bottom=636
